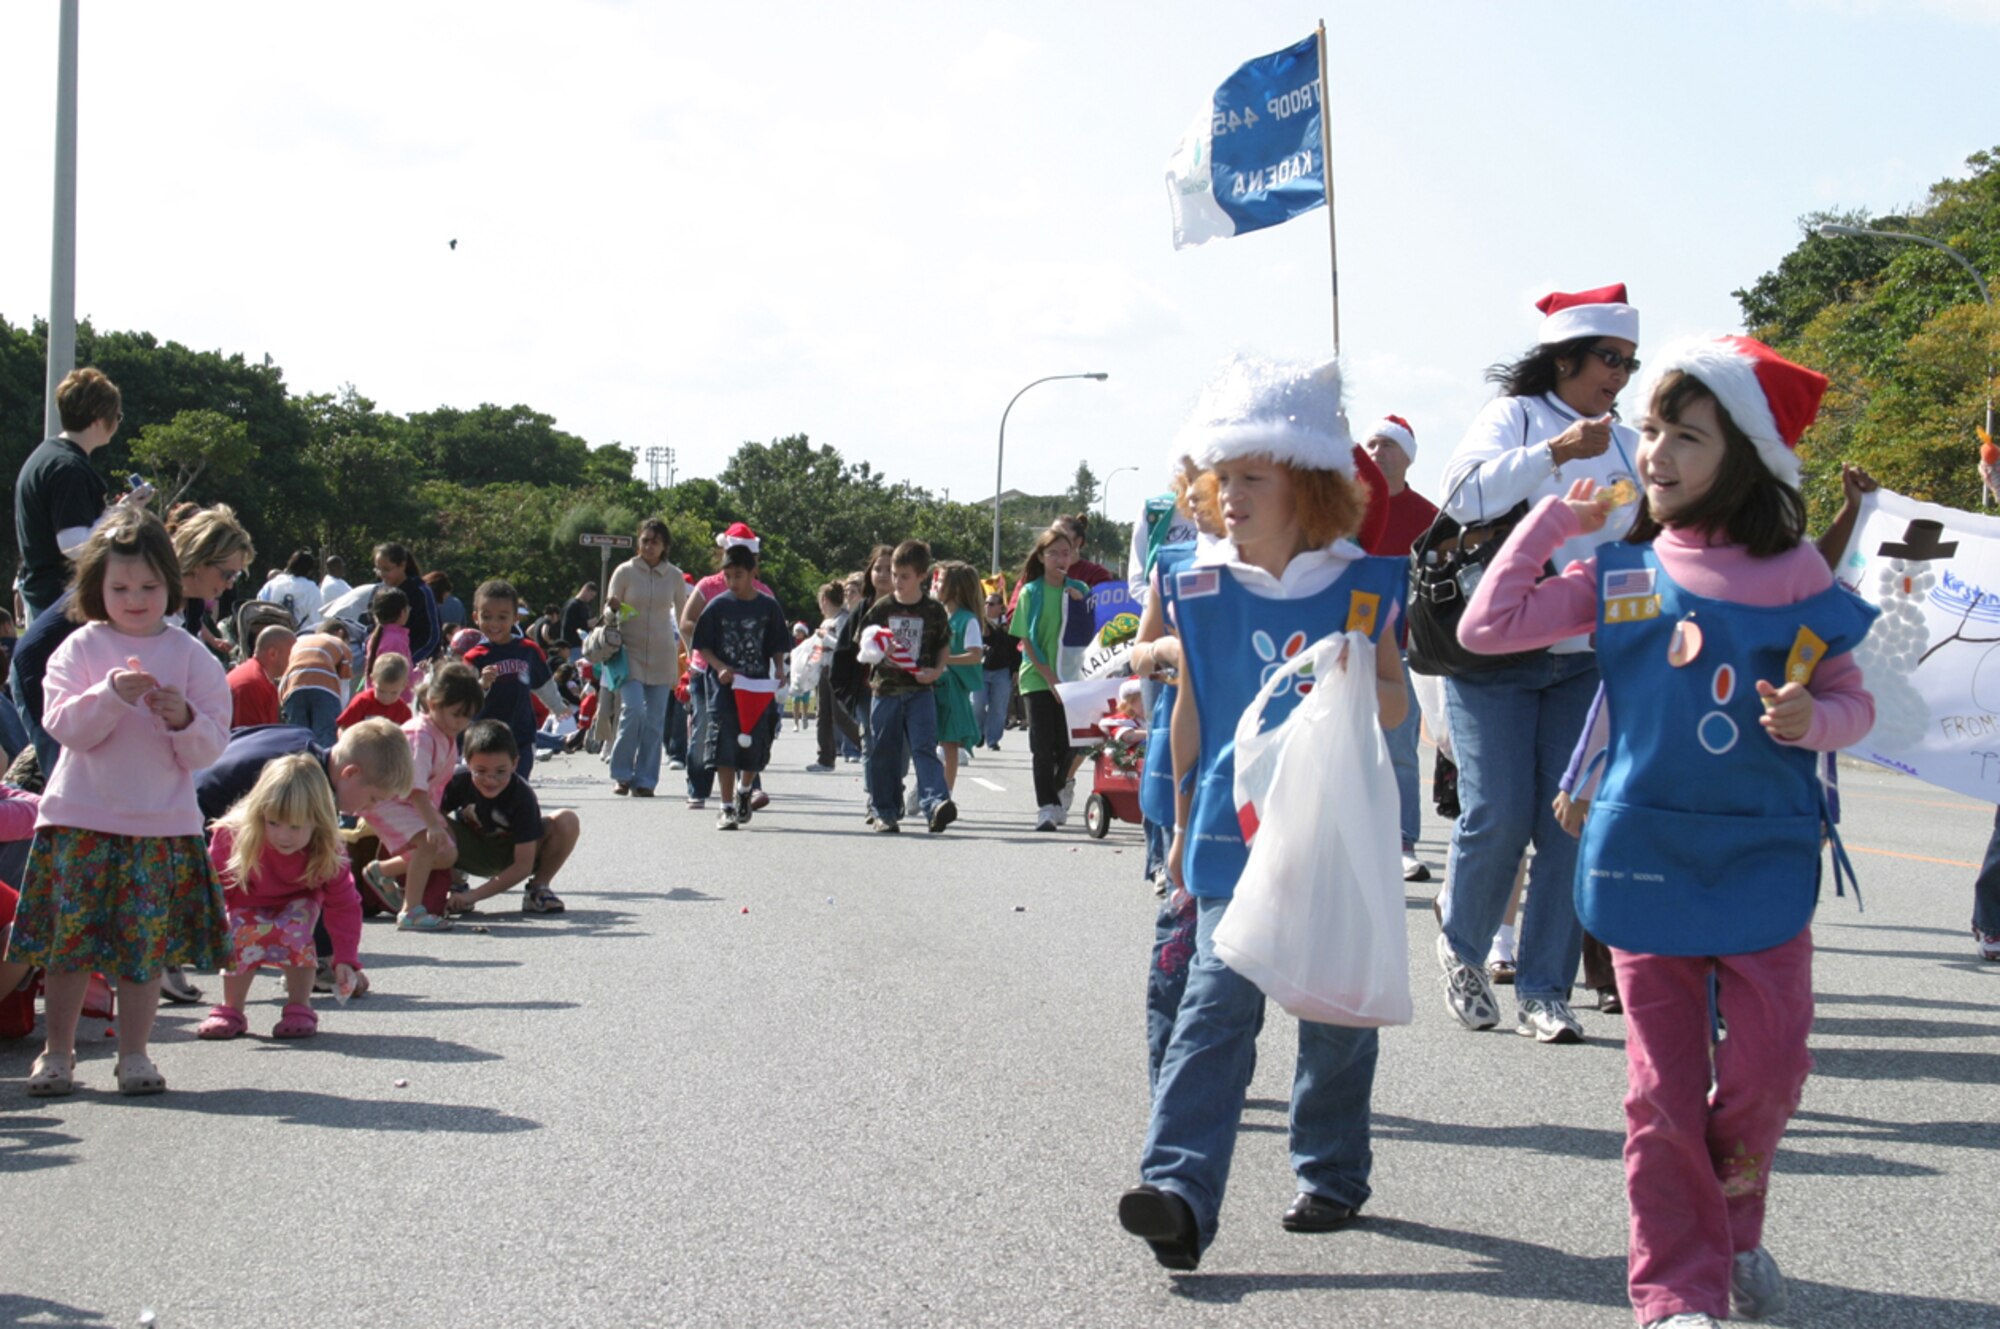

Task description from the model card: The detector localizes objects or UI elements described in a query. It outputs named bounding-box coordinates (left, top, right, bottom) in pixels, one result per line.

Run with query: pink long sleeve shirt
left=208, top=824, right=364, bottom=970
left=1459, top=499, right=1874, bottom=752
left=37, top=621, right=232, bottom=838
left=0, top=786, right=41, bottom=843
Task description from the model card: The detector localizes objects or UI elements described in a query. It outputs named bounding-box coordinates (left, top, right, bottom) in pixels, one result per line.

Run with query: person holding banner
left=1457, top=335, right=1877, bottom=1329
left=1433, top=284, right=1645, bottom=1045
left=690, top=544, right=791, bottom=832
left=1119, top=354, right=1407, bottom=1272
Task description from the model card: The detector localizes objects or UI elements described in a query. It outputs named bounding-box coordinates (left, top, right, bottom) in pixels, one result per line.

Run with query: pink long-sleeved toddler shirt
left=37, top=621, right=232, bottom=837
left=208, top=824, right=364, bottom=971
left=1458, top=499, right=1873, bottom=750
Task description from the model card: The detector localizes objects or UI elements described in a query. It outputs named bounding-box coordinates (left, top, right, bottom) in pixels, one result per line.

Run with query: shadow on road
left=1808, top=1044, right=2000, bottom=1084
left=0, top=1293, right=108, bottom=1326
left=0, top=1108, right=79, bottom=1173
left=1791, top=1108, right=2000, bottom=1151
left=1811, top=1014, right=2000, bottom=1040
left=90, top=1085, right=539, bottom=1133
left=242, top=1028, right=504, bottom=1064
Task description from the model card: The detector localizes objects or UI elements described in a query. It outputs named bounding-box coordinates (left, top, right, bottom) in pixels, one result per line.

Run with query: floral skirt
left=224, top=897, right=321, bottom=975
left=5, top=826, right=230, bottom=982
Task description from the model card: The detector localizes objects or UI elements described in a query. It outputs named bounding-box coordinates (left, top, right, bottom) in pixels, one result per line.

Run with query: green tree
left=1066, top=461, right=1099, bottom=514
left=128, top=408, right=255, bottom=509
left=406, top=403, right=593, bottom=488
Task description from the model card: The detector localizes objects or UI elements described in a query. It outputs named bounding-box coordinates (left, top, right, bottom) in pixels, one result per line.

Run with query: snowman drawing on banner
left=1850, top=518, right=1956, bottom=748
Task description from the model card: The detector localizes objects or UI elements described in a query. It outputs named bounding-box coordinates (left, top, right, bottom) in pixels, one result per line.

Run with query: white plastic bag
left=1212, top=630, right=1412, bottom=1027
left=789, top=639, right=824, bottom=695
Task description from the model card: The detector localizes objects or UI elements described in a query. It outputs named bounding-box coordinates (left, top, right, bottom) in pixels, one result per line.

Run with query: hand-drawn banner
left=1834, top=488, right=2000, bottom=802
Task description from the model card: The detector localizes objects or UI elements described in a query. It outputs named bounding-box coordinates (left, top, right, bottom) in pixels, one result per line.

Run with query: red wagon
left=1084, top=735, right=1146, bottom=839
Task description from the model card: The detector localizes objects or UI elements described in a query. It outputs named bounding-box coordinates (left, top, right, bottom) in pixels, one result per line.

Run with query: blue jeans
left=1146, top=897, right=1197, bottom=1093
left=978, top=668, right=1012, bottom=748
left=1384, top=657, right=1421, bottom=852
left=1142, top=897, right=1379, bottom=1248
left=1974, top=805, right=2000, bottom=935
left=1441, top=652, right=1599, bottom=1003
left=281, top=688, right=341, bottom=749
left=0, top=692, right=28, bottom=764
left=867, top=690, right=948, bottom=822
left=10, top=656, right=58, bottom=779
left=685, top=672, right=717, bottom=801
left=664, top=693, right=688, bottom=765
left=611, top=679, right=673, bottom=791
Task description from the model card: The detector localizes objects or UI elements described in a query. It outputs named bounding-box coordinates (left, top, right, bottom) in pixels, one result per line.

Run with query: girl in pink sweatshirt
left=198, top=753, right=362, bottom=1040
left=8, top=510, right=232, bottom=1098
left=1458, top=337, right=1877, bottom=1329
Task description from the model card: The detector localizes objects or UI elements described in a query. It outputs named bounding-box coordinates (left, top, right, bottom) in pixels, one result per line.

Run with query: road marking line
left=969, top=777, right=1007, bottom=793
left=1846, top=844, right=1979, bottom=869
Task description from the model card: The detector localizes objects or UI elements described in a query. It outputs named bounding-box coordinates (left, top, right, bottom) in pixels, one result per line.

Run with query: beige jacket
left=607, top=555, right=690, bottom=685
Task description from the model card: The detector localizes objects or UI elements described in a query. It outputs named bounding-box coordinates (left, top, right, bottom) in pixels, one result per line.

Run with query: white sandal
left=26, top=1050, right=75, bottom=1097
left=114, top=1053, right=166, bottom=1096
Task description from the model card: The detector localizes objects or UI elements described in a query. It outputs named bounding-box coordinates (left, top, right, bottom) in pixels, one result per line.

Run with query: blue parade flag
left=1165, top=33, right=1326, bottom=249
left=1092, top=581, right=1138, bottom=635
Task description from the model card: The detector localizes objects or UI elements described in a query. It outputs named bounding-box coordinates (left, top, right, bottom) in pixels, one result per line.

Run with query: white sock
left=1487, top=923, right=1518, bottom=966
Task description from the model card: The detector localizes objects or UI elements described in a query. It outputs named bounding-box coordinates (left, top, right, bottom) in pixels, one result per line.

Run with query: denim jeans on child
left=611, top=679, right=673, bottom=791
left=1440, top=652, right=1599, bottom=1003
left=684, top=671, right=717, bottom=801
left=979, top=668, right=1012, bottom=747
left=281, top=688, right=341, bottom=749
left=1146, top=896, right=1197, bottom=1093
left=1382, top=657, right=1422, bottom=852
left=664, top=692, right=688, bottom=765
left=866, top=689, right=948, bottom=823
left=1142, top=897, right=1378, bottom=1249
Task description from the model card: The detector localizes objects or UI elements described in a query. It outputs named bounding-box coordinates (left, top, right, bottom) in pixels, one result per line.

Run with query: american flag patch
left=1177, top=568, right=1220, bottom=598
left=1602, top=568, right=1655, bottom=599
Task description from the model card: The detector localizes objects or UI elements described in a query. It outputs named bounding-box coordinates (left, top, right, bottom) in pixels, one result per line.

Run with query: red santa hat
left=728, top=675, right=781, bottom=745
left=1364, top=414, right=1417, bottom=462
left=714, top=522, right=760, bottom=554
left=1536, top=283, right=1639, bottom=346
left=1634, top=335, right=1828, bottom=488
left=1172, top=354, right=1356, bottom=476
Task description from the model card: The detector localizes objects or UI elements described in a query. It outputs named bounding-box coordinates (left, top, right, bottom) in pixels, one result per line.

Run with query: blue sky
left=2, top=0, right=1994, bottom=515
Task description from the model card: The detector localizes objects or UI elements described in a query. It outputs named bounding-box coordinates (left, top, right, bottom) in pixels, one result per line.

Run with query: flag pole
left=1315, top=17, right=1339, bottom=358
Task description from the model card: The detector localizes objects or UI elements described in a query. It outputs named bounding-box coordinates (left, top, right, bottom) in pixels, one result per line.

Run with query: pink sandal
left=271, top=1003, right=319, bottom=1039
left=195, top=1005, right=249, bottom=1040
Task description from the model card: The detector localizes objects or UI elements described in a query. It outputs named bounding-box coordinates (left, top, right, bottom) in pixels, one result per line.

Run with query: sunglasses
left=1582, top=347, right=1641, bottom=374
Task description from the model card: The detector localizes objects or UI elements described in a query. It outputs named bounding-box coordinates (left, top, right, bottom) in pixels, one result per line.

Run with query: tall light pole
left=1099, top=465, right=1138, bottom=520
left=43, top=0, right=80, bottom=440
left=1820, top=222, right=1993, bottom=442
left=992, top=372, right=1108, bottom=573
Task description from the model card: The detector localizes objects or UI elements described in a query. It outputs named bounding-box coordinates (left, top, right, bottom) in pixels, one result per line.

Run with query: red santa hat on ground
left=1172, top=355, right=1356, bottom=476
left=1634, top=335, right=1828, bottom=488
left=1536, top=283, right=1640, bottom=346
left=714, top=522, right=760, bottom=553
left=1364, top=414, right=1417, bottom=462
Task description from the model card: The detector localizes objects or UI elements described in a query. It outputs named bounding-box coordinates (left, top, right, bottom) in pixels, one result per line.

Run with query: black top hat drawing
left=1877, top=518, right=1958, bottom=561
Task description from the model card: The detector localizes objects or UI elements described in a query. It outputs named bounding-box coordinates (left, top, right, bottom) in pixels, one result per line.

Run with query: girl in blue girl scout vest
left=1118, top=356, right=1409, bottom=1272
left=1457, top=336, right=1878, bottom=1329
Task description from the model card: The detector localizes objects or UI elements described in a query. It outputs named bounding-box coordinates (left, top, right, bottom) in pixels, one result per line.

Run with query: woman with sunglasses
left=1431, top=284, right=1643, bottom=1047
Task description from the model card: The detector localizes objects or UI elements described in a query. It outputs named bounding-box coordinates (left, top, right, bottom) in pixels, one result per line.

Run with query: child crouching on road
left=356, top=662, right=484, bottom=931
left=198, top=754, right=363, bottom=1040
left=444, top=720, right=581, bottom=916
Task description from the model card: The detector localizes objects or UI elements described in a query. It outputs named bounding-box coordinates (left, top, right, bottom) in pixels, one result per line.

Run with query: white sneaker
left=1058, top=780, right=1075, bottom=813
left=1401, top=852, right=1430, bottom=883
left=1516, top=996, right=1584, bottom=1044
left=904, top=790, right=921, bottom=818
left=1643, top=1316, right=1719, bottom=1329
left=1034, top=805, right=1059, bottom=832
left=1436, top=933, right=1499, bottom=1031
left=1730, top=1246, right=1786, bottom=1320
left=1052, top=801, right=1069, bottom=826
left=1975, top=927, right=2000, bottom=961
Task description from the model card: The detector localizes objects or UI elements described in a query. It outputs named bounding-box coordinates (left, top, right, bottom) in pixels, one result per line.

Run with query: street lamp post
left=1819, top=222, right=1993, bottom=442
left=1099, top=465, right=1139, bottom=520
left=43, top=0, right=80, bottom=440
left=992, top=372, right=1109, bottom=574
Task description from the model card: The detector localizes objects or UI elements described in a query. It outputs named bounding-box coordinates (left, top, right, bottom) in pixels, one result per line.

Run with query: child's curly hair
left=1185, top=462, right=1369, bottom=550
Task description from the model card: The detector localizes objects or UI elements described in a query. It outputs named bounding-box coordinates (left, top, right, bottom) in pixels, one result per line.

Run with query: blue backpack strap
left=1820, top=782, right=1863, bottom=912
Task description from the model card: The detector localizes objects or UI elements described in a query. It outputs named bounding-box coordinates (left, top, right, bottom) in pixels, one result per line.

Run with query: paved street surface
left=5, top=727, right=1997, bottom=1328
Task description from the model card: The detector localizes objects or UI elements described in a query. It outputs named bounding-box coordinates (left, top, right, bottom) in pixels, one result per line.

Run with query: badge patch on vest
left=1785, top=626, right=1829, bottom=686
left=1346, top=591, right=1380, bottom=636
left=1602, top=567, right=1659, bottom=624
left=1177, top=568, right=1220, bottom=599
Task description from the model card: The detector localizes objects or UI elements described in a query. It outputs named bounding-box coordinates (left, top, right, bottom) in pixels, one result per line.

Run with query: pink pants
left=1612, top=929, right=1814, bottom=1325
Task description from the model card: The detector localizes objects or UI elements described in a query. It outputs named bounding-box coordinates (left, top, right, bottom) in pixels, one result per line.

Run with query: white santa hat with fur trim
left=1171, top=354, right=1356, bottom=475
left=1633, top=335, right=1829, bottom=488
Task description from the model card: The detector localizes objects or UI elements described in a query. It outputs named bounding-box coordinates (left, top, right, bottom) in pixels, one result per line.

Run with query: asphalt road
left=4, top=726, right=1996, bottom=1329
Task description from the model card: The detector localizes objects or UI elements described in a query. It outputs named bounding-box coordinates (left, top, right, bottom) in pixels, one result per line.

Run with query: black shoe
left=1597, top=987, right=1623, bottom=1015
left=613, top=782, right=630, bottom=796
left=1118, top=1184, right=1201, bottom=1271
left=928, top=800, right=957, bottom=834
left=1281, top=1192, right=1358, bottom=1233
left=631, top=786, right=655, bottom=798
left=736, top=789, right=754, bottom=824
left=159, top=965, right=203, bottom=1004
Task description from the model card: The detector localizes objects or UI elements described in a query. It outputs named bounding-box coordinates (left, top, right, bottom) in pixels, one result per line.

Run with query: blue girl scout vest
left=1580, top=542, right=1878, bottom=956
left=1161, top=551, right=1406, bottom=901
left=1139, top=541, right=1198, bottom=830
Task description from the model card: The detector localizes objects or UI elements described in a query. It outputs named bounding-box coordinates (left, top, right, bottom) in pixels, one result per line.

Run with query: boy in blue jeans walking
left=861, top=541, right=956, bottom=834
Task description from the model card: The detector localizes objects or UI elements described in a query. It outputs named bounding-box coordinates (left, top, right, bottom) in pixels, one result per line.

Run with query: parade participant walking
left=977, top=586, right=1019, bottom=751
left=679, top=524, right=771, bottom=809
left=860, top=541, right=956, bottom=833
left=690, top=544, right=791, bottom=830
left=1361, top=416, right=1440, bottom=883
left=604, top=520, right=690, bottom=797
left=1434, top=283, right=1645, bottom=1045
left=1119, top=356, right=1408, bottom=1270
left=1458, top=336, right=1876, bottom=1328
left=933, top=562, right=985, bottom=794
left=9, top=510, right=232, bottom=1097
left=1011, top=528, right=1085, bottom=830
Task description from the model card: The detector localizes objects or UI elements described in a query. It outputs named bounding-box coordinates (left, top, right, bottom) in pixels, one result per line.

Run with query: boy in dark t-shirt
left=859, top=540, right=955, bottom=834
left=441, top=721, right=581, bottom=916
left=462, top=578, right=560, bottom=780
left=690, top=544, right=791, bottom=831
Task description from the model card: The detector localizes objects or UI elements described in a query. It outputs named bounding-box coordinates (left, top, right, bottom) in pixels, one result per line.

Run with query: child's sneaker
left=928, top=800, right=957, bottom=834
left=1436, top=933, right=1499, bottom=1031
left=873, top=818, right=901, bottom=834
left=1643, top=1316, right=1719, bottom=1328
left=1034, top=805, right=1059, bottom=832
left=522, top=881, right=566, bottom=915
left=397, top=905, right=454, bottom=932
left=1975, top=927, right=2000, bottom=961
left=717, top=807, right=740, bottom=831
left=735, top=788, right=754, bottom=824
left=903, top=789, right=921, bottom=819
left=1730, top=1246, right=1786, bottom=1320
left=1515, top=997, right=1584, bottom=1044
left=361, top=860, right=405, bottom=913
